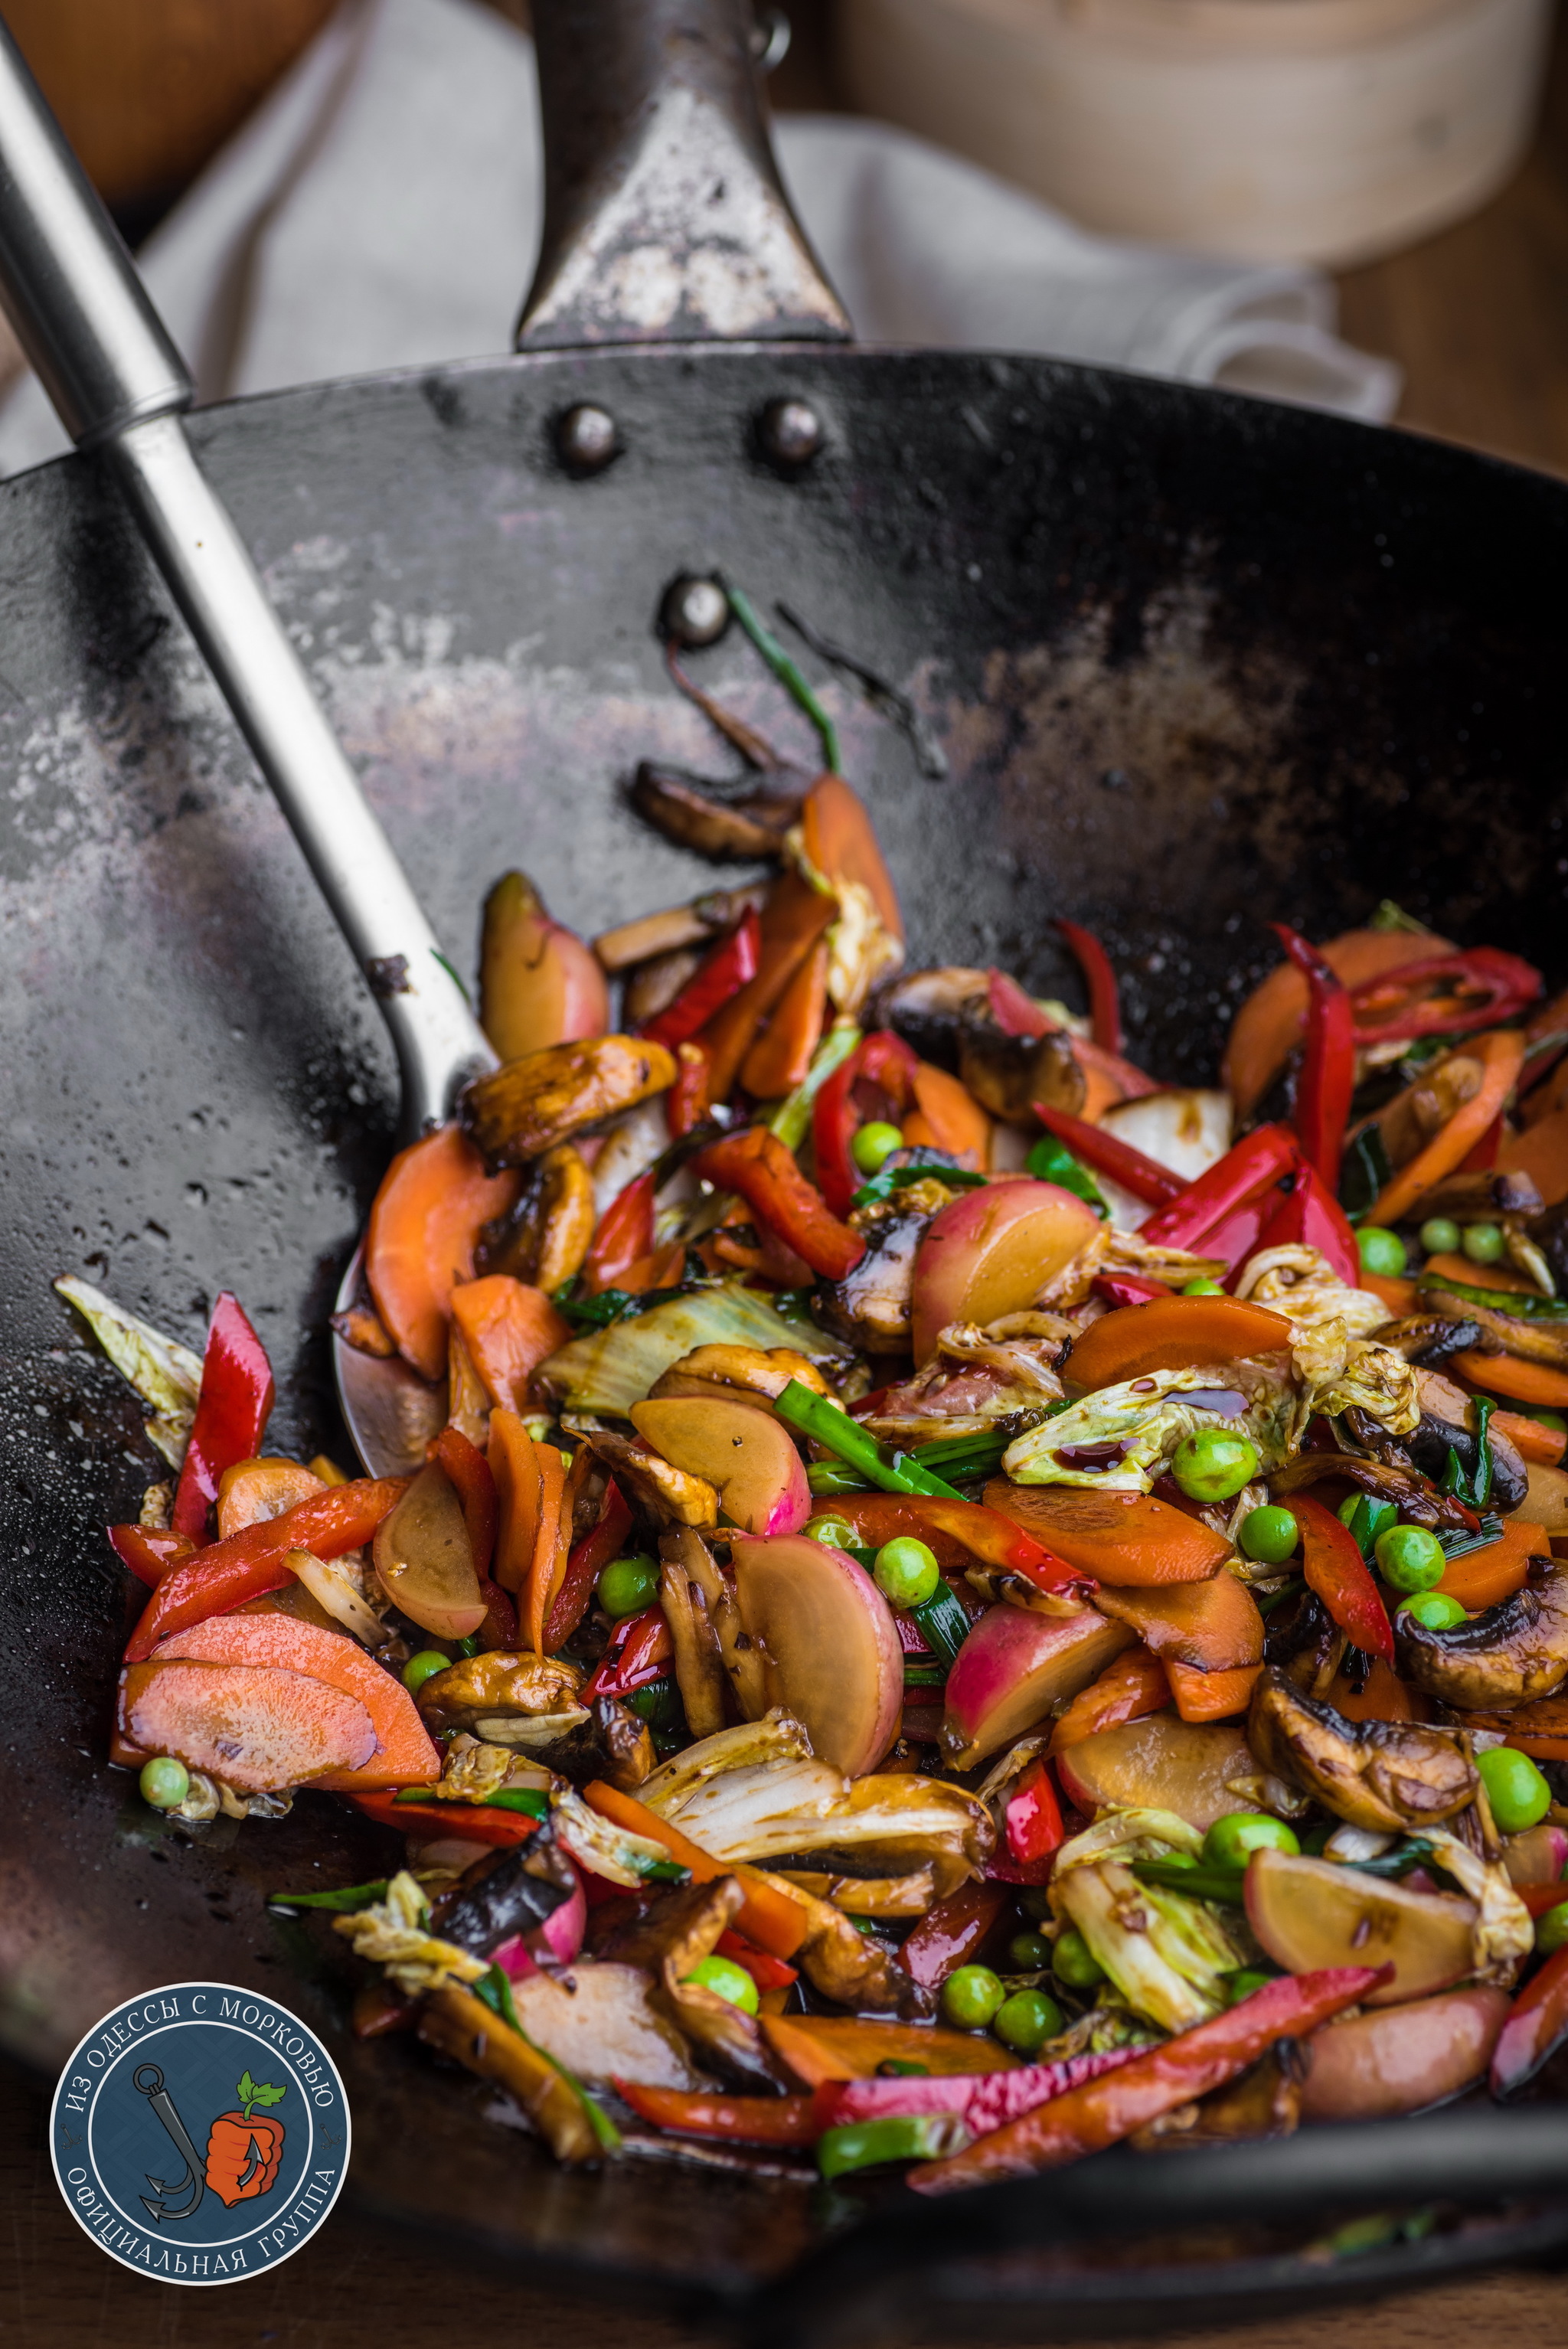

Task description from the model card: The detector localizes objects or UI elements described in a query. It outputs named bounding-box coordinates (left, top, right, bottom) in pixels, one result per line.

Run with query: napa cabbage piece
left=54, top=1274, right=202, bottom=1467
left=1235, top=1245, right=1419, bottom=1435
left=538, top=1282, right=848, bottom=1415
left=550, top=1789, right=674, bottom=1887
left=1003, top=1360, right=1299, bottom=1491
left=1050, top=1808, right=1250, bottom=2034
left=1418, top=1825, right=1534, bottom=1982
left=638, top=1711, right=992, bottom=1895
left=335, top=1870, right=487, bottom=1997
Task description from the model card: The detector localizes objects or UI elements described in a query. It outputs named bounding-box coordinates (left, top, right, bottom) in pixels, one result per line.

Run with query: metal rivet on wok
left=556, top=403, right=619, bottom=475
left=660, top=575, right=730, bottom=649
left=757, top=397, right=823, bottom=469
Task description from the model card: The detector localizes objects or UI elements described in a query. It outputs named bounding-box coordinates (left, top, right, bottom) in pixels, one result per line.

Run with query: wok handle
left=0, top=20, right=492, bottom=1135
left=518, top=0, right=850, bottom=349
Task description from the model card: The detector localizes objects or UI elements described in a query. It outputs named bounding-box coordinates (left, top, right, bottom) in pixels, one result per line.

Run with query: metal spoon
left=0, top=22, right=492, bottom=1475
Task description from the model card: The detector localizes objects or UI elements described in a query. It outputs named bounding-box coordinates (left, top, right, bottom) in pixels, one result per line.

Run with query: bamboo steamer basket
left=837, top=0, right=1552, bottom=265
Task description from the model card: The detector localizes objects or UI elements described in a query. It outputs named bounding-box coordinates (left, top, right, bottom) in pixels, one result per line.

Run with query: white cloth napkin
left=0, top=0, right=1399, bottom=475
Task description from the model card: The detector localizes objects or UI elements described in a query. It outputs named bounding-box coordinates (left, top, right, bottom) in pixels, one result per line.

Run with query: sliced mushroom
left=1416, top=1286, right=1568, bottom=1369
left=875, top=965, right=991, bottom=1069
left=460, top=1036, right=678, bottom=1171
left=1269, top=1450, right=1477, bottom=1531
left=1374, top=1315, right=1487, bottom=1367
left=1261, top=1589, right=1347, bottom=1700
left=475, top=1142, right=596, bottom=1288
left=1247, top=1668, right=1478, bottom=1831
left=630, top=763, right=806, bottom=861
left=752, top=1867, right=936, bottom=2020
left=593, top=885, right=769, bottom=975
left=623, top=947, right=703, bottom=1027
left=648, top=1344, right=831, bottom=1409
left=814, top=1196, right=934, bottom=1354
left=433, top=1831, right=579, bottom=1957
left=658, top=1534, right=729, bottom=1740
left=599, top=1874, right=790, bottom=2089
left=567, top=1420, right=720, bottom=1528
left=1414, top=1169, right=1544, bottom=1221
left=1396, top=1553, right=1568, bottom=1710
left=415, top=1650, right=583, bottom=1736
left=1403, top=1371, right=1530, bottom=1511
left=417, top=1985, right=603, bottom=2164
left=958, top=1021, right=1085, bottom=1123
left=662, top=1524, right=769, bottom=1720
left=1528, top=1197, right=1568, bottom=1295
left=516, top=1697, right=655, bottom=1789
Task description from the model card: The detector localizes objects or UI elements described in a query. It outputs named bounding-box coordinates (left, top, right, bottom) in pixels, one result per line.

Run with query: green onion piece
left=775, top=1380, right=963, bottom=1500
left=266, top=1880, right=388, bottom=1913
left=902, top=1665, right=948, bottom=1687
left=1435, top=1511, right=1504, bottom=1560
left=473, top=1965, right=622, bottom=2155
left=639, top=1857, right=693, bottom=1884
left=848, top=1161, right=988, bottom=1212
left=910, top=1582, right=972, bottom=1668
left=391, top=1787, right=439, bottom=1805
left=727, top=582, right=840, bottom=774
left=807, top=1459, right=875, bottom=1496
left=1025, top=1132, right=1108, bottom=1219
left=910, top=1429, right=1013, bottom=1482
left=1131, top=1860, right=1248, bottom=1905
left=485, top=1788, right=550, bottom=1818
left=1344, top=1495, right=1399, bottom=1558
left=1439, top=1395, right=1495, bottom=1509
left=1420, top=1273, right=1568, bottom=1321
left=1340, top=1125, right=1393, bottom=1222
left=817, top=2114, right=959, bottom=2178
left=770, top=1024, right=862, bottom=1152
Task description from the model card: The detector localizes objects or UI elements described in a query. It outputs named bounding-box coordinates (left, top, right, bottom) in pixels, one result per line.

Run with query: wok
left=2, top=0, right=1568, bottom=2328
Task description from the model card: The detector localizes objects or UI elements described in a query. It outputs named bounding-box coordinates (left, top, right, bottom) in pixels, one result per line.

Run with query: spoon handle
left=0, top=19, right=492, bottom=1134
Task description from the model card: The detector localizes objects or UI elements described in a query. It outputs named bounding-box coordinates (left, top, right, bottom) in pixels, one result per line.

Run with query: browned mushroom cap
left=460, top=1035, right=677, bottom=1169
left=416, top=1650, right=583, bottom=1733
left=1413, top=1169, right=1544, bottom=1220
left=1416, top=1286, right=1568, bottom=1369
left=813, top=1197, right=933, bottom=1354
left=648, top=1344, right=831, bottom=1408
left=875, top=965, right=991, bottom=1067
left=630, top=763, right=808, bottom=861
left=475, top=1142, right=595, bottom=1288
left=1396, top=1553, right=1568, bottom=1710
left=1268, top=1450, right=1475, bottom=1531
left=1374, top=1315, right=1488, bottom=1367
left=1247, top=1667, right=1478, bottom=1831
left=751, top=1868, right=936, bottom=2021
left=958, top=1022, right=1085, bottom=1123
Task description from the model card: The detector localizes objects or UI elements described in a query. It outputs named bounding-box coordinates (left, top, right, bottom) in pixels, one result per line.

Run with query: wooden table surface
left=5, top=4, right=1568, bottom=2343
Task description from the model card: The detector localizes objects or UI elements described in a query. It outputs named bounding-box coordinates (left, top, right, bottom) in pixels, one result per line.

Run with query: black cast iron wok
left=2, top=0, right=1568, bottom=2330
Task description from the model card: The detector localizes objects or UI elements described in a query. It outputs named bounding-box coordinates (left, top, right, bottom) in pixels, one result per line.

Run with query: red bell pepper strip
left=689, top=1126, right=865, bottom=1280
left=612, top=2081, right=821, bottom=2148
left=583, top=1603, right=674, bottom=1700
left=1491, top=1943, right=1568, bottom=2096
left=545, top=1475, right=634, bottom=1651
left=581, top=1169, right=657, bottom=1295
left=666, top=1041, right=711, bottom=1138
left=806, top=1491, right=1088, bottom=1593
left=1252, top=1162, right=1360, bottom=1287
left=1458, top=1112, right=1503, bottom=1173
left=716, top=1927, right=799, bottom=1993
left=1031, top=1103, right=1184, bottom=1207
left=1271, top=926, right=1354, bottom=1196
left=1282, top=1491, right=1394, bottom=1663
left=857, top=1027, right=919, bottom=1112
left=1004, top=1756, right=1066, bottom=1865
left=433, top=1424, right=497, bottom=1579
left=108, top=1525, right=194, bottom=1588
left=897, top=1882, right=1011, bottom=1988
left=908, top=1964, right=1389, bottom=2191
left=812, top=1044, right=864, bottom=1217
left=1138, top=1123, right=1299, bottom=1257
left=1092, top=1273, right=1170, bottom=1310
left=476, top=1576, right=518, bottom=1648
left=172, top=1293, right=275, bottom=1539
left=1348, top=945, right=1541, bottom=1047
left=1056, top=920, right=1124, bottom=1054
left=642, top=908, right=761, bottom=1049
left=349, top=1790, right=540, bottom=1848
left=126, top=1477, right=408, bottom=1661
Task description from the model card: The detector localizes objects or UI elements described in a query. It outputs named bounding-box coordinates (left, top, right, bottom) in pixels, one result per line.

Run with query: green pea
left=1202, top=1813, right=1300, bottom=1868
left=803, top=1514, right=861, bottom=1550
left=872, top=1536, right=941, bottom=1609
left=1374, top=1522, right=1447, bottom=1593
left=402, top=1649, right=451, bottom=1696
left=139, top=1756, right=190, bottom=1810
left=993, top=1988, right=1064, bottom=2057
left=684, top=1955, right=760, bottom=2014
left=1477, top=1746, right=1551, bottom=1834
left=1398, top=1590, right=1468, bottom=1629
left=1051, top=1927, right=1106, bottom=1989
left=1462, top=1223, right=1505, bottom=1266
left=1534, top=1901, right=1568, bottom=1956
left=1008, top=1930, right=1051, bottom=1972
left=1419, top=1217, right=1462, bottom=1256
left=596, top=1553, right=661, bottom=1619
left=1357, top=1227, right=1408, bottom=1278
left=940, top=1964, right=1006, bottom=2031
left=1239, top=1504, right=1298, bottom=1565
left=1223, top=1969, right=1277, bottom=2005
left=1181, top=1278, right=1226, bottom=1296
left=1171, top=1428, right=1259, bottom=1504
left=851, top=1121, right=904, bottom=1176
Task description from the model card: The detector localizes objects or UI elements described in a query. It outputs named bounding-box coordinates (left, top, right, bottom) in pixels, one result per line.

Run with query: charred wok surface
left=1397, top=1553, right=1568, bottom=1710
left=1248, top=1668, right=1478, bottom=1831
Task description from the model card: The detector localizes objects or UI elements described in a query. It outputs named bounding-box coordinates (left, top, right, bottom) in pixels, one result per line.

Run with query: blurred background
left=1, top=0, right=1565, bottom=467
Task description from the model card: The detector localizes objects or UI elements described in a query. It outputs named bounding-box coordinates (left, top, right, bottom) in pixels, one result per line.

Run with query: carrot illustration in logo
left=204, top=2071, right=287, bottom=2207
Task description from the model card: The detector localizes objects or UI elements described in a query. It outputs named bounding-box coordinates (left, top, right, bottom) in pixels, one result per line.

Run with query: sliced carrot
left=119, top=1660, right=377, bottom=1792
left=215, top=1457, right=325, bottom=1541
left=1092, top=1574, right=1264, bottom=1673
left=612, top=2081, right=819, bottom=2146
left=700, top=872, right=838, bottom=1101
left=449, top=1275, right=570, bottom=1415
left=365, top=1125, right=521, bottom=1382
left=904, top=1062, right=991, bottom=1168
left=610, top=1240, right=688, bottom=1296
left=1370, top=1029, right=1527, bottom=1226
left=1499, top=1107, right=1568, bottom=1209
left=1362, top=1273, right=1418, bottom=1317
left=1077, top=1063, right=1125, bottom=1122
left=1328, top=1658, right=1423, bottom=1724
left=1452, top=1351, right=1568, bottom=1407
left=1494, top=1411, right=1566, bottom=1468
left=1050, top=1649, right=1171, bottom=1754
left=1223, top=928, right=1452, bottom=1120
left=1434, top=1516, right=1547, bottom=1611
left=800, top=774, right=903, bottom=945
left=581, top=1781, right=807, bottom=1958
left=488, top=1406, right=543, bottom=1598
left=741, top=939, right=828, bottom=1097
left=522, top=1439, right=569, bottom=1658
left=760, top=2014, right=1015, bottom=2086
left=1421, top=1251, right=1540, bottom=1295
left=985, top=1481, right=1230, bottom=1586
left=1165, top=1659, right=1263, bottom=1722
left=1064, top=1295, right=1292, bottom=1390
left=148, top=1612, right=441, bottom=1786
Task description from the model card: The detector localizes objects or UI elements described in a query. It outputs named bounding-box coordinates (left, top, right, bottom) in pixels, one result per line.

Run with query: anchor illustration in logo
left=132, top=2063, right=288, bottom=2223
